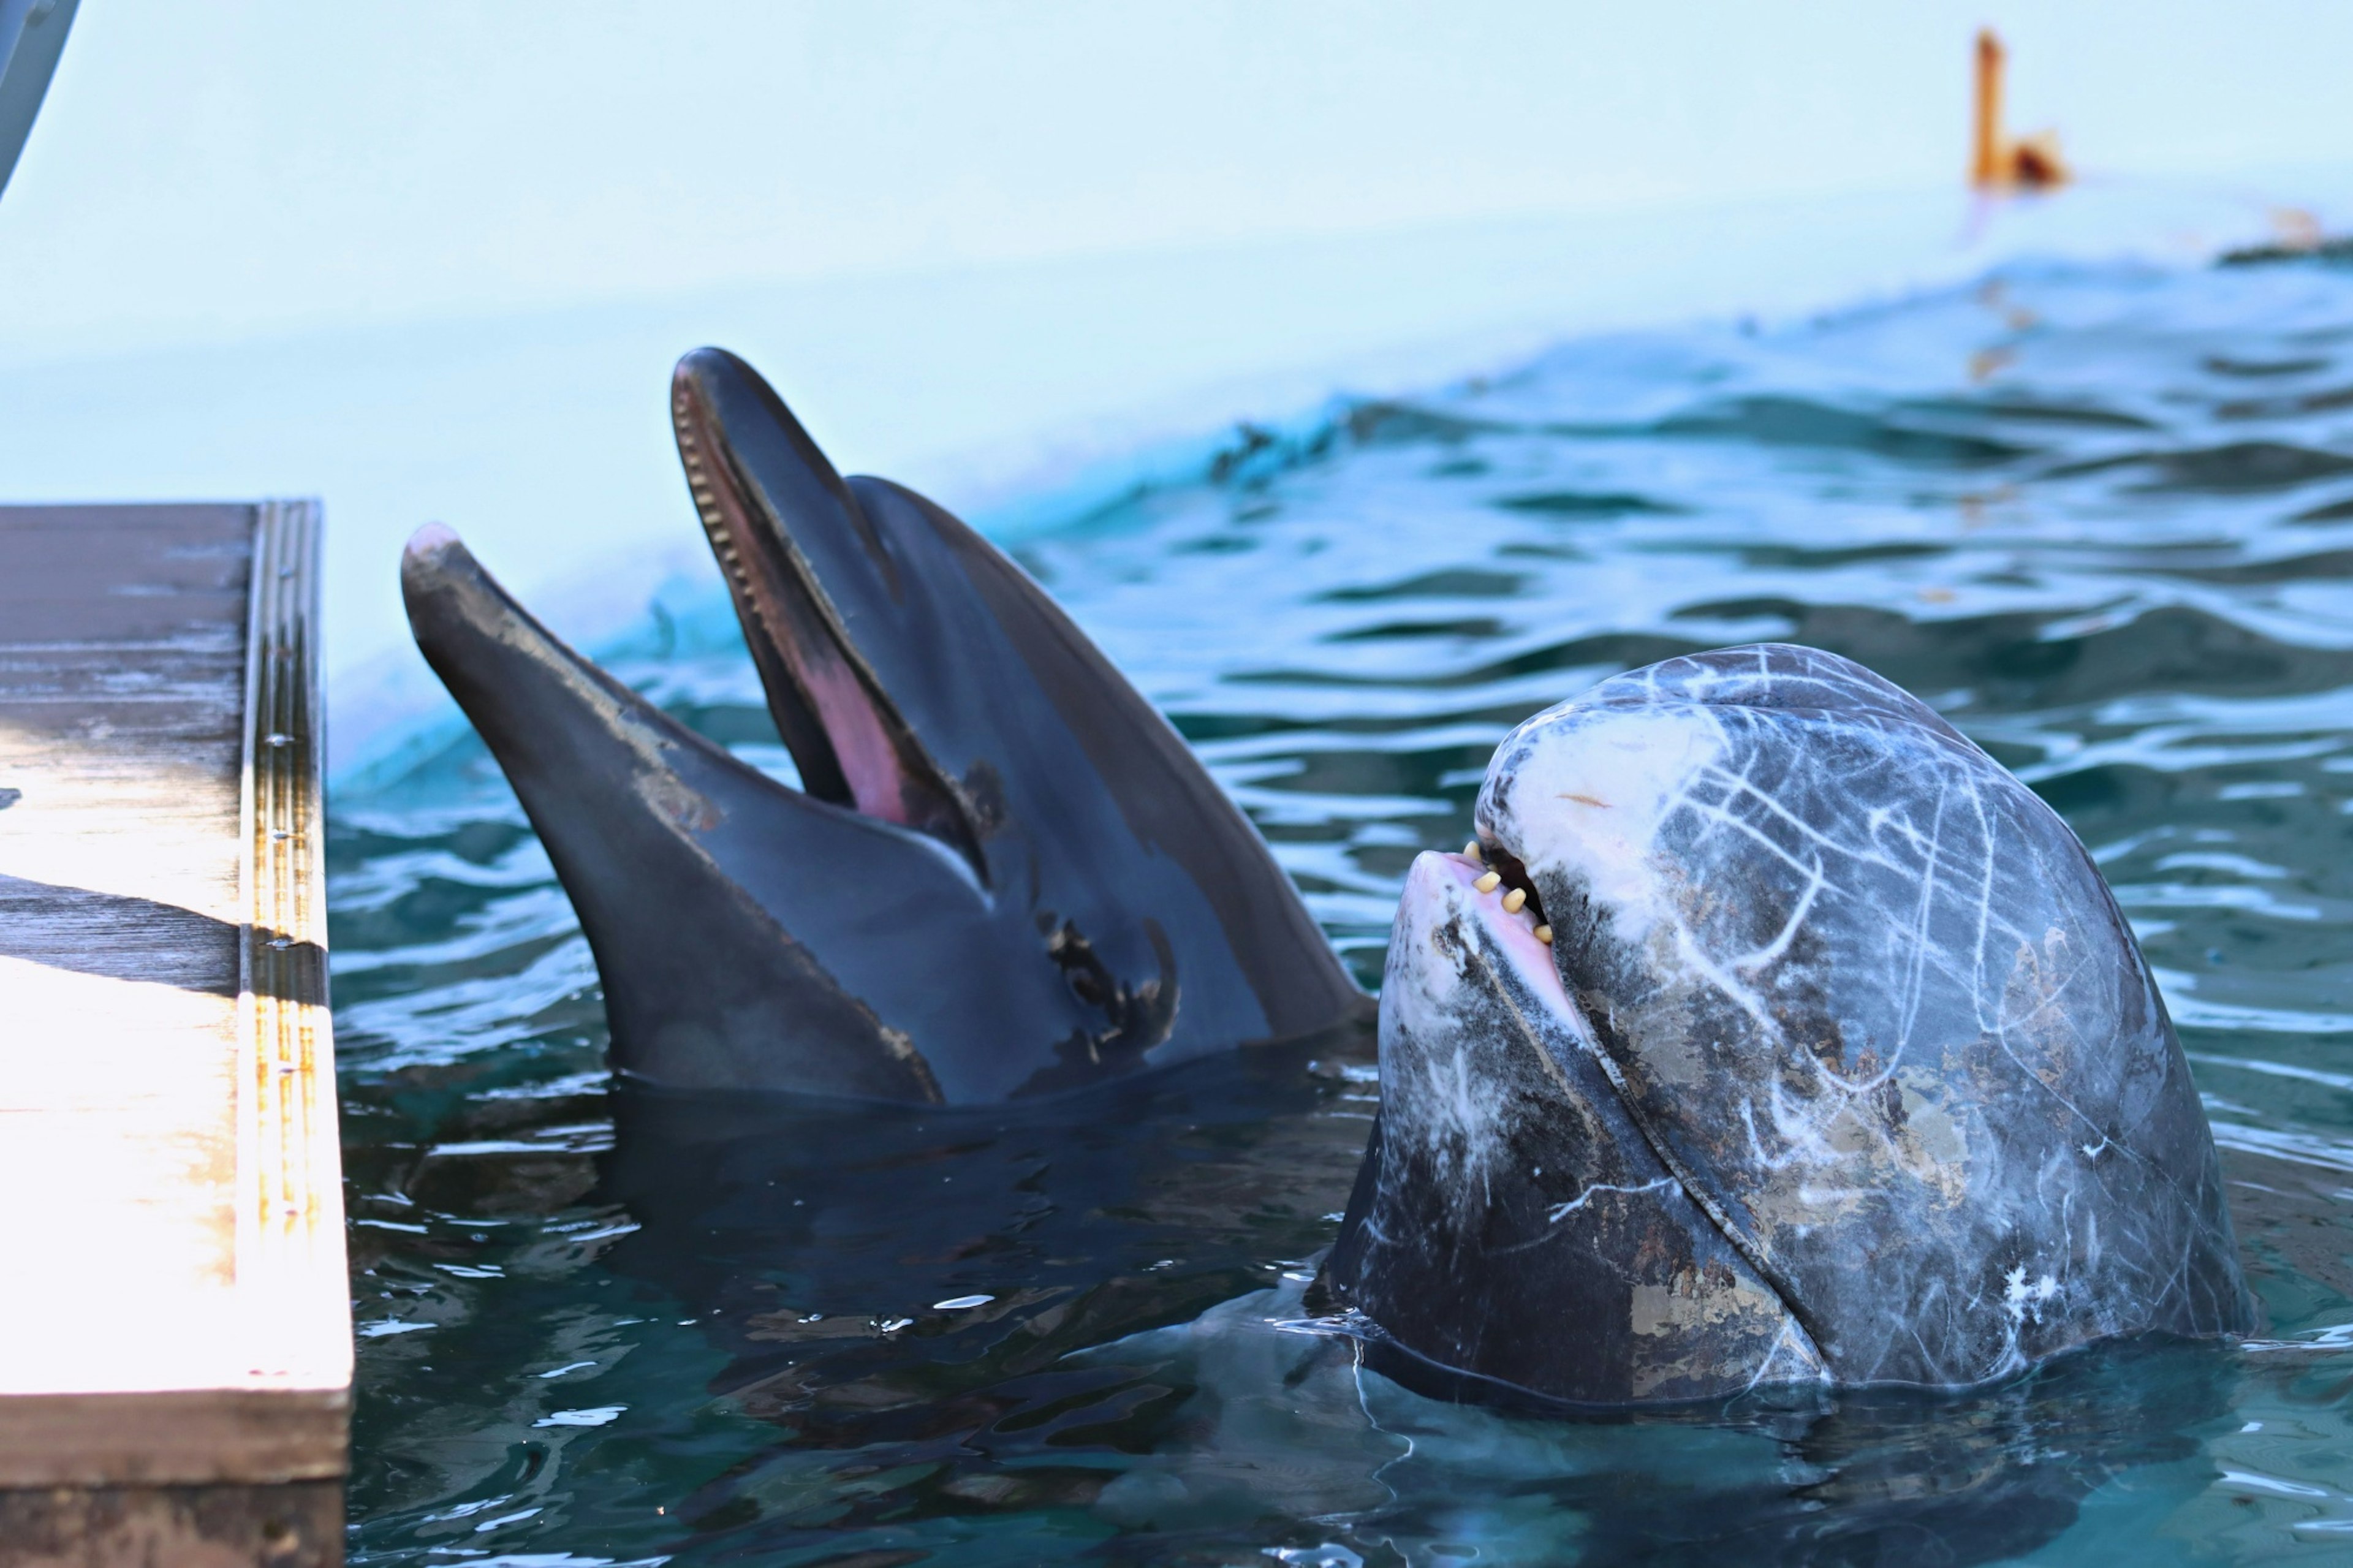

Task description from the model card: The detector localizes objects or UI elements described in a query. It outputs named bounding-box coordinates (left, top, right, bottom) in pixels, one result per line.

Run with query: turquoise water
left=339, top=257, right=2353, bottom=1565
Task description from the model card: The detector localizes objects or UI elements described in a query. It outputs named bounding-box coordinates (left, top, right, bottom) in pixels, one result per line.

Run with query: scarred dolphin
left=401, top=348, right=1370, bottom=1102
left=1317, top=643, right=2253, bottom=1400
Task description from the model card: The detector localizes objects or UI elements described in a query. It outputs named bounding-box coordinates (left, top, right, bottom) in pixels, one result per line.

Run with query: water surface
left=339, top=257, right=2353, bottom=1565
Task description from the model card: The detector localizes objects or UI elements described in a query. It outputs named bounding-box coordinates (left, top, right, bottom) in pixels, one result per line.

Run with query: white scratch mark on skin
left=1547, top=1178, right=1678, bottom=1222
left=1734, top=853, right=1826, bottom=974
left=1703, top=763, right=1908, bottom=876
left=1678, top=792, right=1825, bottom=883
left=1894, top=773, right=1952, bottom=1062
left=1967, top=773, right=1998, bottom=1035
left=1742, top=1317, right=1830, bottom=1391
left=1673, top=922, right=1780, bottom=1037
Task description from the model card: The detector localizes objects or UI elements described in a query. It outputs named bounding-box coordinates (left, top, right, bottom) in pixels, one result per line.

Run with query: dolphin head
left=1321, top=643, right=2251, bottom=1402
left=402, top=349, right=1366, bottom=1102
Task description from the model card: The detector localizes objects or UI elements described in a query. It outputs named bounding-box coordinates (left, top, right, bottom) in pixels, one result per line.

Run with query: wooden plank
left=0, top=502, right=347, bottom=1557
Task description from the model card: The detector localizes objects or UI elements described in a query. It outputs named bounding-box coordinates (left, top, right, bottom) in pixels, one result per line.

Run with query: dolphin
left=400, top=348, right=1370, bottom=1102
left=1317, top=642, right=2253, bottom=1401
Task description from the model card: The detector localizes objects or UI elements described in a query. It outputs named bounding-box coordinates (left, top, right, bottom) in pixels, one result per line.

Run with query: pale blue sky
left=6, top=2, right=2353, bottom=363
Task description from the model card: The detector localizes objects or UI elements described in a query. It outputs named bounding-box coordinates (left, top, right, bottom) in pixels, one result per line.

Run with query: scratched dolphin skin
left=1320, top=644, right=2252, bottom=1401
left=401, top=349, right=1368, bottom=1102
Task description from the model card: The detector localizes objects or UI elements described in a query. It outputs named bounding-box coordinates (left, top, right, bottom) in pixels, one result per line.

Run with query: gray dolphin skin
left=401, top=348, right=1370, bottom=1102
left=1320, top=642, right=2253, bottom=1401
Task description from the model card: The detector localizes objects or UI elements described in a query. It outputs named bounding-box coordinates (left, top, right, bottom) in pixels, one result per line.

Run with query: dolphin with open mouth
left=401, top=348, right=1371, bottom=1102
left=1316, top=642, right=2254, bottom=1400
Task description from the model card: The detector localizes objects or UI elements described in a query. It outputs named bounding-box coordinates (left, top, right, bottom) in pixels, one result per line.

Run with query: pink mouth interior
left=1427, top=848, right=1575, bottom=1012
left=673, top=374, right=928, bottom=830
left=784, top=637, right=919, bottom=827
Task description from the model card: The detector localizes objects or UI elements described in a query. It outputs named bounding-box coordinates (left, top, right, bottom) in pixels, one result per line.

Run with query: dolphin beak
left=399, top=522, right=972, bottom=1099
left=668, top=348, right=979, bottom=868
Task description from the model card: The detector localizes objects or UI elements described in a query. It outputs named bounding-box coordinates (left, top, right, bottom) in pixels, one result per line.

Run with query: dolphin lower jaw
left=1324, top=851, right=1827, bottom=1404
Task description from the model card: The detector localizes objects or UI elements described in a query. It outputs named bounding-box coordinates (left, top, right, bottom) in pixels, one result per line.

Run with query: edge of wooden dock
left=233, top=499, right=351, bottom=1475
left=0, top=500, right=350, bottom=1494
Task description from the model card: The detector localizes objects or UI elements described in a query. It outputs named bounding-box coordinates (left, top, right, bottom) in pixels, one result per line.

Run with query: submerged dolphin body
left=402, top=349, right=1368, bottom=1102
left=1320, top=643, right=2253, bottom=1400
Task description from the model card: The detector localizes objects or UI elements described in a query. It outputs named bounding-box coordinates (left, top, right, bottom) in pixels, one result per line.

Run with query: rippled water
left=339, top=257, right=2353, bottom=1565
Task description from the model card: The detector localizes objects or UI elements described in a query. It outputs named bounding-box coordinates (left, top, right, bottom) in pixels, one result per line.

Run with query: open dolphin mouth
left=669, top=353, right=983, bottom=869
left=1459, top=838, right=1550, bottom=945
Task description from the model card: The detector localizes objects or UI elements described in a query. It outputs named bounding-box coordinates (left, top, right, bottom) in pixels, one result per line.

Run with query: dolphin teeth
left=1502, top=887, right=1528, bottom=914
left=1533, top=923, right=1553, bottom=945
left=1463, top=839, right=1483, bottom=863
left=1474, top=871, right=1502, bottom=893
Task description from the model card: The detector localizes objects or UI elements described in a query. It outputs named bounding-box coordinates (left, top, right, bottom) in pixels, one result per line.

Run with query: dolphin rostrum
left=1317, top=643, right=2253, bottom=1400
left=401, top=348, right=1370, bottom=1102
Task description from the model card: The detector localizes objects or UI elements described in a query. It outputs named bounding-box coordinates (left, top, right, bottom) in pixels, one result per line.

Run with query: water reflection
left=1082, top=1301, right=2238, bottom=1567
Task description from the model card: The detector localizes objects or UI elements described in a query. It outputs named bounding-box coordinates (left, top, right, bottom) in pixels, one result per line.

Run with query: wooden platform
left=0, top=504, right=347, bottom=1566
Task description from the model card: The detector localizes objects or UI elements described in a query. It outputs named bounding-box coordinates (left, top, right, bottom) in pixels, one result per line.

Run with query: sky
left=4, top=2, right=2353, bottom=741
left=7, top=1, right=2353, bottom=363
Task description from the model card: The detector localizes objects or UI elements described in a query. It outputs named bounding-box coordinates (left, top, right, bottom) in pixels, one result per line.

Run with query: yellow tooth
left=1474, top=871, right=1501, bottom=893
left=1502, top=887, right=1527, bottom=914
left=1463, top=840, right=1483, bottom=862
left=1534, top=924, right=1553, bottom=945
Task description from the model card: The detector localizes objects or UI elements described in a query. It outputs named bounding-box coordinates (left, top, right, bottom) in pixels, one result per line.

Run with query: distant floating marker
left=1971, top=28, right=2068, bottom=192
